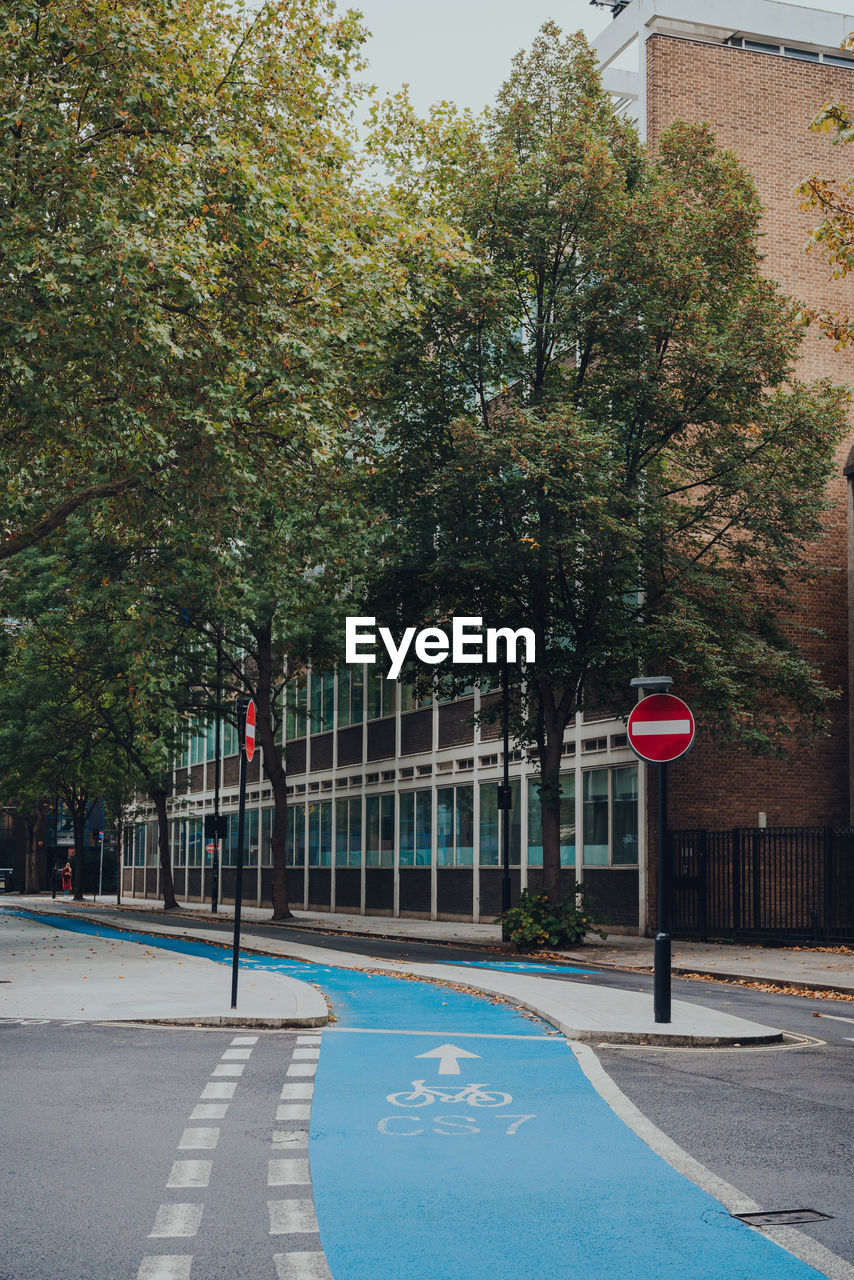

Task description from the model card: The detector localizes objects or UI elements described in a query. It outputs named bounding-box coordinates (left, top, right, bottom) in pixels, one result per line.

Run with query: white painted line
left=819, top=1013, right=854, bottom=1026
left=843, top=1036, right=854, bottom=1043
left=149, top=1204, right=204, bottom=1238
left=231, top=1035, right=259, bottom=1045
left=296, top=1035, right=322, bottom=1044
left=221, top=1048, right=253, bottom=1060
left=276, top=1104, right=312, bottom=1121
left=272, top=1131, right=308, bottom=1148
left=212, top=1063, right=245, bottom=1077
left=570, top=1042, right=854, bottom=1280
left=178, top=1128, right=220, bottom=1151
left=137, top=1255, right=192, bottom=1280
left=291, top=1048, right=320, bottom=1061
left=200, top=1082, right=236, bottom=1100
left=190, top=1103, right=228, bottom=1121
left=167, top=1161, right=212, bottom=1189
left=268, top=1158, right=311, bottom=1186
left=286, top=1063, right=317, bottom=1078
left=631, top=718, right=691, bottom=735
left=274, top=1251, right=332, bottom=1280
left=280, top=1083, right=314, bottom=1100
left=268, top=1199, right=319, bottom=1234
left=325, top=1027, right=555, bottom=1040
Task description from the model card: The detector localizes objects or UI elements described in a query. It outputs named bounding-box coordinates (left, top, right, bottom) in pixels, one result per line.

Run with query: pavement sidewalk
left=21, top=892, right=854, bottom=996
left=0, top=898, right=801, bottom=1046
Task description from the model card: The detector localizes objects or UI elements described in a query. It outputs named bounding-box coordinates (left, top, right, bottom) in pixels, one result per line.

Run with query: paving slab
left=6, top=902, right=786, bottom=1046
left=0, top=910, right=327, bottom=1026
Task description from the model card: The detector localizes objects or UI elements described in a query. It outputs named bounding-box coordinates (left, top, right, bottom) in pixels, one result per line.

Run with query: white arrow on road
left=415, top=1044, right=481, bottom=1075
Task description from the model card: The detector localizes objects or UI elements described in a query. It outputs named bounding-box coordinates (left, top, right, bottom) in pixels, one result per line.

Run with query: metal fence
left=669, top=826, right=854, bottom=942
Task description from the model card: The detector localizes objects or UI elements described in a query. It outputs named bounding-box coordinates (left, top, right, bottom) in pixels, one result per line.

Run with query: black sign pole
left=653, top=760, right=671, bottom=1023
left=231, top=697, right=250, bottom=1010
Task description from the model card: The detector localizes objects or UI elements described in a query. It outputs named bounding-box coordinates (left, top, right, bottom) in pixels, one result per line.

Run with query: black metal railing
left=669, top=826, right=854, bottom=942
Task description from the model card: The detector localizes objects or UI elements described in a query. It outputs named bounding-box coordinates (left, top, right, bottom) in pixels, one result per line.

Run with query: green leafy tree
left=799, top=81, right=854, bottom=344
left=369, top=25, right=849, bottom=900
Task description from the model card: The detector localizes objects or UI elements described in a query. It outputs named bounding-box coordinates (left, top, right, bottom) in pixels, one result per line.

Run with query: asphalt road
left=5, top=915, right=853, bottom=1278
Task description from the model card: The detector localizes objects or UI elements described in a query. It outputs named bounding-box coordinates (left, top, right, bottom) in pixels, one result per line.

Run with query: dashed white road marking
left=292, top=1047, right=320, bottom=1061
left=200, top=1081, right=236, bottom=1100
left=272, top=1130, right=309, bottom=1149
left=286, top=1063, right=317, bottom=1078
left=296, top=1035, right=322, bottom=1044
left=149, top=1204, right=204, bottom=1238
left=137, top=1255, right=192, bottom=1280
left=268, top=1158, right=311, bottom=1186
left=276, top=1103, right=311, bottom=1121
left=190, top=1103, right=228, bottom=1121
left=230, top=1035, right=259, bottom=1045
left=280, top=1083, right=314, bottom=1100
left=268, top=1199, right=319, bottom=1234
left=221, top=1047, right=253, bottom=1060
left=178, top=1128, right=220, bottom=1151
left=212, top=1063, right=245, bottom=1077
left=167, top=1160, right=212, bottom=1189
left=274, top=1252, right=332, bottom=1280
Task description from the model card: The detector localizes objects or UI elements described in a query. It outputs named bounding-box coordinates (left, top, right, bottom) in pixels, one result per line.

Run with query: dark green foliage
left=497, top=888, right=607, bottom=953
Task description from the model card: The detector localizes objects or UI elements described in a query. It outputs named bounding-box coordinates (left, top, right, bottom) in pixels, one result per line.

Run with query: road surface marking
left=268, top=1158, right=311, bottom=1186
left=326, top=1027, right=553, bottom=1040
left=273, top=1131, right=309, bottom=1148
left=167, top=1161, right=212, bottom=1189
left=280, top=1083, right=314, bottom=1100
left=268, top=1199, right=320, bottom=1234
left=221, top=1047, right=253, bottom=1060
left=276, top=1104, right=311, bottom=1121
left=189, top=1103, right=228, bottom=1121
left=178, top=1128, right=220, bottom=1151
left=137, top=1255, right=192, bottom=1280
left=292, top=1047, right=320, bottom=1061
left=296, top=1035, right=322, bottom=1044
left=200, top=1082, right=236, bottom=1100
left=149, top=1204, right=204, bottom=1238
left=274, top=1251, right=332, bottom=1279
left=631, top=718, right=691, bottom=735
left=211, top=1063, right=245, bottom=1077
left=230, top=1035, right=258, bottom=1045
left=286, top=1063, right=317, bottom=1078
left=415, top=1043, right=481, bottom=1075
left=818, top=1013, right=854, bottom=1026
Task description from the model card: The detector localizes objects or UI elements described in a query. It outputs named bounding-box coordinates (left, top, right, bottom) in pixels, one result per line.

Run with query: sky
left=336, top=0, right=854, bottom=116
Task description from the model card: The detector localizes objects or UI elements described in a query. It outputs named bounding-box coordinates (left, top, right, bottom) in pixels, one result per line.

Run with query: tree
left=368, top=25, right=850, bottom=900
left=799, top=87, right=854, bottom=344
left=0, top=0, right=427, bottom=561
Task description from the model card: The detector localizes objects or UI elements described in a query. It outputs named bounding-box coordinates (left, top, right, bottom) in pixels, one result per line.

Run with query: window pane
left=322, top=671, right=335, bottom=732
left=367, top=669, right=382, bottom=720
left=261, top=808, right=273, bottom=867
left=456, top=785, right=473, bottom=866
left=559, top=775, right=576, bottom=868
left=612, top=766, right=638, bottom=865
left=416, top=791, right=432, bottom=866
left=583, top=770, right=609, bottom=866
left=380, top=794, right=395, bottom=867
left=479, top=783, right=499, bottom=866
left=286, top=677, right=307, bottom=741
left=365, top=795, right=380, bottom=867
left=348, top=798, right=362, bottom=867
left=337, top=669, right=351, bottom=728
left=310, top=673, right=322, bottom=733
left=308, top=802, right=331, bottom=866
left=286, top=805, right=305, bottom=867
left=335, top=800, right=350, bottom=866
left=436, top=789, right=454, bottom=867
left=245, top=810, right=259, bottom=868
left=399, top=792, right=415, bottom=867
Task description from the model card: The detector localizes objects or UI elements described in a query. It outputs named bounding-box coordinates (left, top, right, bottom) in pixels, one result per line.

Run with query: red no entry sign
left=627, top=693, right=695, bottom=764
left=244, top=699, right=256, bottom=762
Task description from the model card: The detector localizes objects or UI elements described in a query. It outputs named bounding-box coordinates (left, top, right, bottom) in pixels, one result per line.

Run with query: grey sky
left=339, top=0, right=854, bottom=116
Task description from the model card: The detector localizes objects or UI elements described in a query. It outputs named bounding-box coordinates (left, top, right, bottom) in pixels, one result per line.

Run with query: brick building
left=124, top=0, right=854, bottom=936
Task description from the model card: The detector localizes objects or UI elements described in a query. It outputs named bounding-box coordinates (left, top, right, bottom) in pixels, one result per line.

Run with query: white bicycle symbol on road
left=387, top=1080, right=512, bottom=1107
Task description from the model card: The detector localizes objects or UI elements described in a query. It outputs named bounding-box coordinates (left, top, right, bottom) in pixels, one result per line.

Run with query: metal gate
left=670, top=826, right=854, bottom=942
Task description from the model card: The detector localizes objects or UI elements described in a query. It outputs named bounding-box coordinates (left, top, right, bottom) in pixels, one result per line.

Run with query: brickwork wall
left=644, top=37, right=854, bottom=926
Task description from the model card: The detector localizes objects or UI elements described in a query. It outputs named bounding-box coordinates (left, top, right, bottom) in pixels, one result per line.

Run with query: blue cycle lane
left=12, top=910, right=826, bottom=1280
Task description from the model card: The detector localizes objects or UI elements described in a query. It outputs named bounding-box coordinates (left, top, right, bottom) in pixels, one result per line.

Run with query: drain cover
left=734, top=1209, right=832, bottom=1227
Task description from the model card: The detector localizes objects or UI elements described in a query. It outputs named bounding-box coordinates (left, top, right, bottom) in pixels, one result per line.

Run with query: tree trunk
left=150, top=786, right=177, bottom=909
left=24, top=806, right=45, bottom=893
left=71, top=795, right=87, bottom=901
left=254, top=621, right=292, bottom=921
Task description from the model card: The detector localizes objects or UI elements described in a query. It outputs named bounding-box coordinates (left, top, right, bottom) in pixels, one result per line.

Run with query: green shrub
left=497, top=888, right=607, bottom=953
